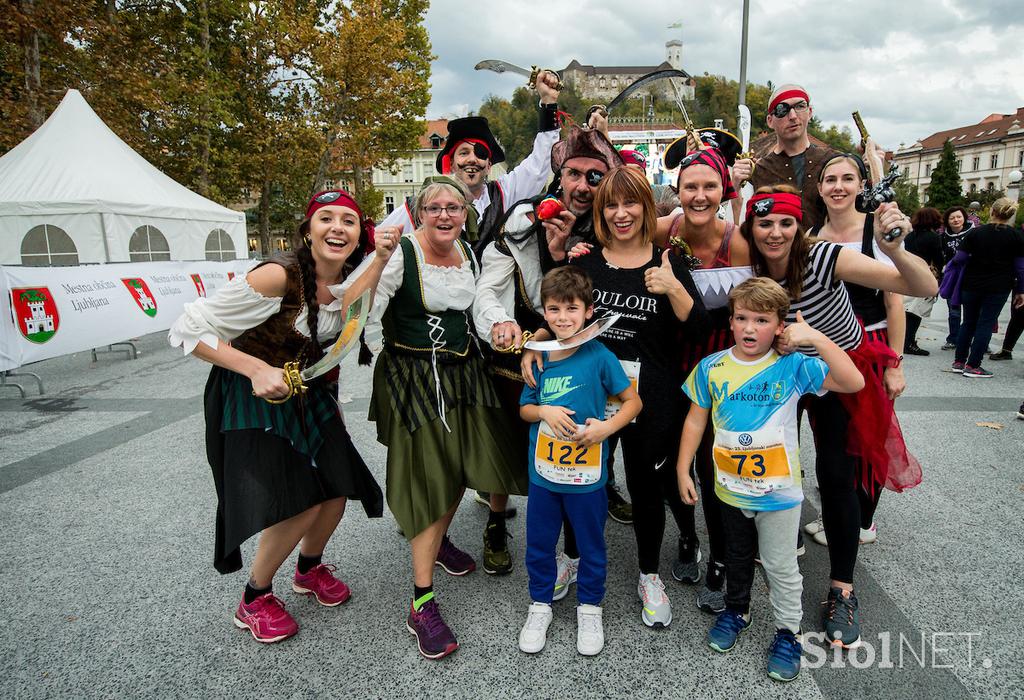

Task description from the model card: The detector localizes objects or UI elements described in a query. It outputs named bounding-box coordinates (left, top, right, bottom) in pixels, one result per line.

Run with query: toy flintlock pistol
left=852, top=111, right=903, bottom=242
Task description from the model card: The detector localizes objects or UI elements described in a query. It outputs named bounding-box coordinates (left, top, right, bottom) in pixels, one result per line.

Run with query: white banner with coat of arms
left=1, top=260, right=256, bottom=372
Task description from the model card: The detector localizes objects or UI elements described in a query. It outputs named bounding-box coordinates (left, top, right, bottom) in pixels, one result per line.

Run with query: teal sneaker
left=707, top=609, right=750, bottom=653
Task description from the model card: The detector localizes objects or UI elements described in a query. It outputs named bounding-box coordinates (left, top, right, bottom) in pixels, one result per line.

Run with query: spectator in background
left=903, top=207, right=945, bottom=355
left=940, top=206, right=973, bottom=350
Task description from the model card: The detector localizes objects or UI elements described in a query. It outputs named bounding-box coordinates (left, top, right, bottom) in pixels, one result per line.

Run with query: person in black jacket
left=940, top=206, right=973, bottom=349
left=903, top=207, right=945, bottom=355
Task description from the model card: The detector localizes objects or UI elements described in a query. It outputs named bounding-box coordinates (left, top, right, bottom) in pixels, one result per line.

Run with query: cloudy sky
left=422, top=0, right=1024, bottom=151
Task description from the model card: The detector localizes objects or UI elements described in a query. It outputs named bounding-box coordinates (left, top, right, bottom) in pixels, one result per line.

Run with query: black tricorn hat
left=664, top=127, right=743, bottom=169
left=435, top=116, right=506, bottom=173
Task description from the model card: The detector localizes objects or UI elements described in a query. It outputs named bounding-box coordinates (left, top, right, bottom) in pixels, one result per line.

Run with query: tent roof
left=0, top=89, right=243, bottom=223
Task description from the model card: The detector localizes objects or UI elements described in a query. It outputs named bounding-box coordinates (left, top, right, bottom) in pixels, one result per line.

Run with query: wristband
left=538, top=102, right=558, bottom=132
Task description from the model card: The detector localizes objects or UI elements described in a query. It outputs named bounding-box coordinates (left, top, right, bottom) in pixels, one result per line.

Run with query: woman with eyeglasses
left=739, top=184, right=935, bottom=649
left=804, top=153, right=917, bottom=548
left=349, top=175, right=527, bottom=660
left=169, top=190, right=397, bottom=644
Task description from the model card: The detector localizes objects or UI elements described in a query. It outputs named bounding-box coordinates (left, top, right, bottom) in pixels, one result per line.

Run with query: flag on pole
left=667, top=21, right=683, bottom=29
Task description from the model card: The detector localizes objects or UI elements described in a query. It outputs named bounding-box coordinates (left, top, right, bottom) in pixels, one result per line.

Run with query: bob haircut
left=739, top=184, right=812, bottom=300
left=943, top=205, right=969, bottom=232
left=592, top=166, right=658, bottom=248
left=910, top=207, right=942, bottom=231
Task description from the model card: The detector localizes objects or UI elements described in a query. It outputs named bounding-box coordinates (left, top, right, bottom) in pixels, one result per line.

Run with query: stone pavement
left=1, top=300, right=1022, bottom=699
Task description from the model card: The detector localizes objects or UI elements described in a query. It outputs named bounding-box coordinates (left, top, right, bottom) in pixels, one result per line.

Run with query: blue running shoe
left=767, top=628, right=802, bottom=682
left=707, top=610, right=750, bottom=653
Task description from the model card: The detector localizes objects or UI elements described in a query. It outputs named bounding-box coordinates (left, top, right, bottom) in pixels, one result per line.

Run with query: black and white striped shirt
left=782, top=241, right=864, bottom=355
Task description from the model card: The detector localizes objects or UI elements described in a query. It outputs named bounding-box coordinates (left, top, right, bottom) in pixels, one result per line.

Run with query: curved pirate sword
left=474, top=60, right=565, bottom=91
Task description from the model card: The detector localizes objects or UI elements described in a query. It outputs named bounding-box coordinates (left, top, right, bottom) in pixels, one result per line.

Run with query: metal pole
left=738, top=0, right=750, bottom=105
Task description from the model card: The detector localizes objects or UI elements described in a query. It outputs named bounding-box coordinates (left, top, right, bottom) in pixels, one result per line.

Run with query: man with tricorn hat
left=732, top=83, right=837, bottom=229
left=470, top=123, right=629, bottom=578
left=377, top=71, right=563, bottom=255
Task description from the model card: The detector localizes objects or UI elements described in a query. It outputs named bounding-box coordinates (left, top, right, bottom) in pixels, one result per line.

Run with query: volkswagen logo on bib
left=738, top=433, right=753, bottom=447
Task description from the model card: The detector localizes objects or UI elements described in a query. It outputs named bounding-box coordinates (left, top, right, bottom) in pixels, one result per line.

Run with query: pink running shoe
left=292, top=563, right=352, bottom=606
left=234, top=592, right=298, bottom=643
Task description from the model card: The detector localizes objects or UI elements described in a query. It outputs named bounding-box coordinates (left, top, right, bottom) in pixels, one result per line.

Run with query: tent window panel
left=205, top=229, right=236, bottom=261
left=20, top=224, right=79, bottom=266
left=129, top=225, right=171, bottom=262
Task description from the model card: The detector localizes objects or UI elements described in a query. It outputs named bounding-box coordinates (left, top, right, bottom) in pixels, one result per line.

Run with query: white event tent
left=0, top=89, right=246, bottom=266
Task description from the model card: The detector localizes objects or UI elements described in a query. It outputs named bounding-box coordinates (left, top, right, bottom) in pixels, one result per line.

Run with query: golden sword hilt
left=262, top=361, right=308, bottom=404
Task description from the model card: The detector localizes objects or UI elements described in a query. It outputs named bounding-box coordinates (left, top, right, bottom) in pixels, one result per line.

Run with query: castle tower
left=666, top=40, right=682, bottom=70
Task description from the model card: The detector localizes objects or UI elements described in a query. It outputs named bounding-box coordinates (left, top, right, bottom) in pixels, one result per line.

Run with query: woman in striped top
left=739, top=185, right=936, bottom=649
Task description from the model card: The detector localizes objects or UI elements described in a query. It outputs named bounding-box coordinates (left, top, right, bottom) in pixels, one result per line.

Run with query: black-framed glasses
left=423, top=204, right=465, bottom=217
left=770, top=100, right=809, bottom=119
left=314, top=191, right=342, bottom=204
left=563, top=167, right=605, bottom=187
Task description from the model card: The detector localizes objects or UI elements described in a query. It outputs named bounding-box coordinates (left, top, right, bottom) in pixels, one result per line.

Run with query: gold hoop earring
left=303, top=234, right=311, bottom=246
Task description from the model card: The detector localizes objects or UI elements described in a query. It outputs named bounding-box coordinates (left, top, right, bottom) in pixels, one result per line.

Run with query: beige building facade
left=893, top=107, right=1024, bottom=202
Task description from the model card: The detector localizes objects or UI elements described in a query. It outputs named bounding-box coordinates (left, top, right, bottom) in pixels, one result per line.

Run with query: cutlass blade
left=524, top=314, right=620, bottom=352
left=300, top=288, right=372, bottom=382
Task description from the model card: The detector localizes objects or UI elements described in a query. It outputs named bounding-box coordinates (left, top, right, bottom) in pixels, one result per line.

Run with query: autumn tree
left=308, top=0, right=432, bottom=220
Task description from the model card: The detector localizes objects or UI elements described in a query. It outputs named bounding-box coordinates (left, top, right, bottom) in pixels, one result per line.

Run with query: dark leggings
left=804, top=391, right=860, bottom=584
left=616, top=423, right=690, bottom=574
left=1000, top=301, right=1024, bottom=352
left=904, top=312, right=923, bottom=349
left=691, top=419, right=728, bottom=565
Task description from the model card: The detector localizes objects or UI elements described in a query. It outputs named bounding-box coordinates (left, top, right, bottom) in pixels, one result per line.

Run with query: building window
left=129, top=225, right=171, bottom=262
left=972, top=156, right=980, bottom=170
left=970, top=183, right=978, bottom=193
left=956, top=159, right=962, bottom=172
left=990, top=153, right=999, bottom=169
left=1019, top=150, right=1024, bottom=167
left=429, top=134, right=443, bottom=149
left=20, top=224, right=79, bottom=266
left=402, top=164, right=413, bottom=183
left=205, top=229, right=236, bottom=261
left=925, top=164, right=932, bottom=176
left=385, top=195, right=395, bottom=214
left=902, top=166, right=910, bottom=177
left=987, top=181, right=995, bottom=191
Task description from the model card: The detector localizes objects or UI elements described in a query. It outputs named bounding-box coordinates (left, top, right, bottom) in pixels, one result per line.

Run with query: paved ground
left=1, top=299, right=1022, bottom=699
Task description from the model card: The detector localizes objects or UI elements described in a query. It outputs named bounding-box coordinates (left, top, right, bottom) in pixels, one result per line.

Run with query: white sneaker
left=859, top=523, right=878, bottom=545
left=803, top=514, right=824, bottom=536
left=576, top=604, right=604, bottom=655
left=813, top=524, right=879, bottom=547
left=552, top=553, right=579, bottom=602
left=518, top=602, right=553, bottom=654
left=637, top=573, right=672, bottom=628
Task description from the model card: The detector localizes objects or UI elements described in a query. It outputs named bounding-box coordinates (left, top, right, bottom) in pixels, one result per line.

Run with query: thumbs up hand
left=644, top=249, right=683, bottom=295
left=777, top=309, right=821, bottom=354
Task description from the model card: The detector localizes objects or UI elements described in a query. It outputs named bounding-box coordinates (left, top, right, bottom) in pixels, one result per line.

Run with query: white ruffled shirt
left=342, top=235, right=477, bottom=351
left=168, top=273, right=348, bottom=355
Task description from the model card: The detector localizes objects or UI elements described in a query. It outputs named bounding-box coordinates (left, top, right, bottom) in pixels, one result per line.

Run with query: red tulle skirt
left=836, top=332, right=923, bottom=495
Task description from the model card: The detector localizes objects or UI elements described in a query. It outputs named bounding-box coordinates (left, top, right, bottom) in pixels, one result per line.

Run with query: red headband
left=304, top=190, right=377, bottom=253
left=440, top=138, right=492, bottom=174
left=746, top=192, right=803, bottom=222
left=768, top=88, right=810, bottom=114
left=677, top=148, right=738, bottom=201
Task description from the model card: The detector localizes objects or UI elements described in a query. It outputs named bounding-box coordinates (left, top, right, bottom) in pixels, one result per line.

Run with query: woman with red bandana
left=739, top=185, right=935, bottom=648
left=654, top=147, right=754, bottom=615
left=169, top=191, right=398, bottom=644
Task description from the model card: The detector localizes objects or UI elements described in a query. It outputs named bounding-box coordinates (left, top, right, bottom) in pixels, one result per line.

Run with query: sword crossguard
left=263, top=361, right=308, bottom=404
left=493, top=331, right=534, bottom=355
left=529, top=66, right=564, bottom=92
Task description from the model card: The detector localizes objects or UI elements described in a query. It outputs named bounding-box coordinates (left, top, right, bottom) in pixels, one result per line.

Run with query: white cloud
left=422, top=0, right=1024, bottom=149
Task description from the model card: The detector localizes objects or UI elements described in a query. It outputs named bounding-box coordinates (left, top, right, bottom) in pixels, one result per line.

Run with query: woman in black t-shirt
left=950, top=198, right=1024, bottom=376
left=525, top=166, right=708, bottom=629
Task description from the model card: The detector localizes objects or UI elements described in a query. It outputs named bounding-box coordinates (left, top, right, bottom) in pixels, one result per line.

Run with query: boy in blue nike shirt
left=676, top=277, right=863, bottom=682
left=518, top=266, right=641, bottom=657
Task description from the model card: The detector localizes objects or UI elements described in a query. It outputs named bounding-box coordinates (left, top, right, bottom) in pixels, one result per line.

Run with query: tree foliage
left=926, top=140, right=964, bottom=212
left=892, top=176, right=920, bottom=216
left=2, top=0, right=431, bottom=252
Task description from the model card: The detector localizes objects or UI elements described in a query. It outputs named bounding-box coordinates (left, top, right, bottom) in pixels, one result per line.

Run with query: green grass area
left=24, top=329, right=56, bottom=344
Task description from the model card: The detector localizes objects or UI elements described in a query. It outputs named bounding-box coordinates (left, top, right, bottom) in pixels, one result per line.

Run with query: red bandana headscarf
left=677, top=148, right=738, bottom=201
left=745, top=192, right=803, bottom=221
left=440, top=138, right=492, bottom=174
left=304, top=190, right=377, bottom=254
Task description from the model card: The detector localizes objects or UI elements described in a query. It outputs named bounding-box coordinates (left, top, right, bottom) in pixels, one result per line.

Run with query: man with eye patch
left=738, top=83, right=838, bottom=230
left=377, top=71, right=563, bottom=257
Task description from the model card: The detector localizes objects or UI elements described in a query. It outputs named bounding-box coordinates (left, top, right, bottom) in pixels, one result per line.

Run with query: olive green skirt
left=370, top=348, right=528, bottom=540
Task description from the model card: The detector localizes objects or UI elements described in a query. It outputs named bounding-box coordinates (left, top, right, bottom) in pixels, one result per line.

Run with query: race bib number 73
left=712, top=426, right=793, bottom=497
